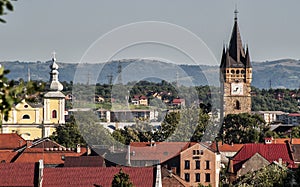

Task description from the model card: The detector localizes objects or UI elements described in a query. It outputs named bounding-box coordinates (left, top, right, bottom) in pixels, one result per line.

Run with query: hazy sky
left=1, top=0, right=300, bottom=65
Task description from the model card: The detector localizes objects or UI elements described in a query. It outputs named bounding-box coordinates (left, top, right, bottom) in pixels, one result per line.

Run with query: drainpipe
left=38, top=159, right=44, bottom=187
left=155, top=165, right=162, bottom=187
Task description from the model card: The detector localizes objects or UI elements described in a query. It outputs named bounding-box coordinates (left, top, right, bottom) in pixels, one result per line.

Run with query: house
left=179, top=143, right=220, bottom=187
left=1, top=55, right=65, bottom=140
left=95, top=95, right=105, bottom=103
left=172, top=98, right=185, bottom=108
left=131, top=95, right=148, bottom=106
left=128, top=142, right=221, bottom=187
left=252, top=111, right=287, bottom=124
left=228, top=142, right=296, bottom=181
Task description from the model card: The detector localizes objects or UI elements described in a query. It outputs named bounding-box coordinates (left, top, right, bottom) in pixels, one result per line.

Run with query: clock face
left=231, top=83, right=243, bottom=95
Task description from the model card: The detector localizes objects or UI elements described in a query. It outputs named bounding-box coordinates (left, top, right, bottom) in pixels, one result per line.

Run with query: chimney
left=278, top=158, right=282, bottom=166
left=171, top=167, right=177, bottom=174
left=86, top=145, right=91, bottom=156
left=127, top=145, right=131, bottom=166
left=155, top=165, right=162, bottom=187
left=26, top=140, right=32, bottom=148
left=38, top=159, right=44, bottom=187
left=76, top=144, right=81, bottom=153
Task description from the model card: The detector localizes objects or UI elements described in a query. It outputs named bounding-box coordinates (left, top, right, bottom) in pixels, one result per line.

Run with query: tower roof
left=221, top=9, right=251, bottom=68
left=49, top=52, right=63, bottom=92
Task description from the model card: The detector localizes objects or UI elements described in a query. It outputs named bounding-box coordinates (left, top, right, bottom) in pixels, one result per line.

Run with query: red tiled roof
left=43, top=167, right=154, bottom=187
left=0, top=133, right=26, bottom=150
left=31, top=139, right=65, bottom=149
left=210, top=142, right=244, bottom=152
left=232, top=143, right=295, bottom=172
left=288, top=113, right=300, bottom=117
left=0, top=150, right=19, bottom=163
left=272, top=138, right=300, bottom=144
left=64, top=156, right=105, bottom=167
left=0, top=162, right=36, bottom=186
left=129, top=142, right=196, bottom=163
left=172, top=98, right=184, bottom=104
left=14, top=147, right=87, bottom=165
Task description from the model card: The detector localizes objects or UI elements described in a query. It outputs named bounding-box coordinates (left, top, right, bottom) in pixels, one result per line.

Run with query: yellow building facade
left=1, top=55, right=65, bottom=140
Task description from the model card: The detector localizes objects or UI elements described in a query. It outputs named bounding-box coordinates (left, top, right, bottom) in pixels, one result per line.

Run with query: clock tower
left=220, top=9, right=252, bottom=118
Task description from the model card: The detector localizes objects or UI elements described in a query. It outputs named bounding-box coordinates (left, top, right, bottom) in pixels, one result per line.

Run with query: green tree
left=234, top=164, right=290, bottom=187
left=111, top=168, right=133, bottom=187
left=0, top=66, right=23, bottom=123
left=221, top=113, right=266, bottom=144
left=0, top=0, right=15, bottom=23
left=49, top=115, right=86, bottom=148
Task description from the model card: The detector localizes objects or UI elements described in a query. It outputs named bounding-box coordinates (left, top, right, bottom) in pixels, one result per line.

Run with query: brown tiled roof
left=43, top=167, right=154, bottom=187
left=129, top=142, right=196, bottom=163
left=14, top=147, right=87, bottom=165
left=64, top=156, right=105, bottom=167
left=0, top=133, right=26, bottom=150
left=0, top=162, right=36, bottom=186
left=161, top=167, right=187, bottom=187
left=31, top=138, right=65, bottom=149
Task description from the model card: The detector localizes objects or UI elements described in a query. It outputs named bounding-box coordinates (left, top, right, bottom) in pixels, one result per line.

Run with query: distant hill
left=1, top=58, right=300, bottom=89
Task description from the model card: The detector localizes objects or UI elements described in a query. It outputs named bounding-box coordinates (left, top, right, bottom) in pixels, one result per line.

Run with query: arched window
left=52, top=110, right=57, bottom=118
left=235, top=100, right=241, bottom=110
left=22, top=114, right=30, bottom=119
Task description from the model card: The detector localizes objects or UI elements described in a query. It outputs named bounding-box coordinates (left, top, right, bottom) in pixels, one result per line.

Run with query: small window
left=196, top=150, right=200, bottom=155
left=195, top=173, right=200, bottom=182
left=52, top=110, right=57, bottom=118
left=235, top=100, right=241, bottom=110
left=22, top=114, right=30, bottom=119
left=205, top=173, right=210, bottom=182
left=193, top=150, right=196, bottom=155
left=200, top=150, right=204, bottom=155
left=24, top=105, right=28, bottom=108
left=205, top=161, right=210, bottom=170
left=241, top=70, right=245, bottom=74
left=184, top=173, right=190, bottom=182
left=236, top=70, right=240, bottom=74
left=196, top=160, right=200, bottom=169
left=184, top=160, right=190, bottom=169
left=231, top=70, right=235, bottom=74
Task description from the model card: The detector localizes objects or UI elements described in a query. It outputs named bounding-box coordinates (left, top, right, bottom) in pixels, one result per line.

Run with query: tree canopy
left=111, top=168, right=133, bottom=187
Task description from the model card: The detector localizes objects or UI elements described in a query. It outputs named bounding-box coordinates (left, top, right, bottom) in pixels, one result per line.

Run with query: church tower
left=220, top=9, right=252, bottom=118
left=43, top=53, right=65, bottom=127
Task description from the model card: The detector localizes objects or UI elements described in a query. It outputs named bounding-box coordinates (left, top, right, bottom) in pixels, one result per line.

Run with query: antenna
left=107, top=74, right=113, bottom=85
left=117, top=62, right=122, bottom=84
left=27, top=67, right=31, bottom=82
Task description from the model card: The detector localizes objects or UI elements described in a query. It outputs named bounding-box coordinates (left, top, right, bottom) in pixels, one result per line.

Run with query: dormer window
left=22, top=114, right=30, bottom=119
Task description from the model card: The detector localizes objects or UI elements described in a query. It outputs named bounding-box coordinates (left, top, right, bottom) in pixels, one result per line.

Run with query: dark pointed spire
left=245, top=45, right=252, bottom=68
left=228, top=7, right=245, bottom=66
left=220, top=45, right=226, bottom=68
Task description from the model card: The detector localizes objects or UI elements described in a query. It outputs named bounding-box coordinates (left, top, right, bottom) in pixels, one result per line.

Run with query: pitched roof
left=0, top=162, right=36, bottom=186
left=0, top=150, right=19, bottom=163
left=129, top=142, right=195, bottom=163
left=210, top=142, right=244, bottom=152
left=14, top=147, right=87, bottom=165
left=64, top=156, right=105, bottom=167
left=161, top=167, right=187, bottom=187
left=43, top=167, right=154, bottom=187
left=231, top=143, right=295, bottom=173
left=0, top=133, right=26, bottom=150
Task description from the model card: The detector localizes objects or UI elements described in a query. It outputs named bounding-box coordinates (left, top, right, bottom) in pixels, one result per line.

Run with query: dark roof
left=31, top=138, right=65, bottom=149
left=220, top=12, right=251, bottom=69
left=43, top=167, right=155, bottom=187
left=64, top=156, right=105, bottom=167
left=0, top=162, right=36, bottom=186
left=0, top=133, right=26, bottom=150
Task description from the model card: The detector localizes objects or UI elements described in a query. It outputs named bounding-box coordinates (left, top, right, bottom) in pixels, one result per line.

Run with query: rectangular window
left=200, top=150, right=204, bottom=155
left=205, top=173, right=210, bottom=182
left=184, top=160, right=190, bottom=169
left=195, top=173, right=200, bottom=182
left=185, top=173, right=190, bottom=182
left=193, top=150, right=196, bottom=155
left=205, top=160, right=210, bottom=169
left=195, top=160, right=200, bottom=169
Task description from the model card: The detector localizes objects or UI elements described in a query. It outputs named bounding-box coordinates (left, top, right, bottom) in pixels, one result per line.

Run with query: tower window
left=235, top=100, right=241, bottom=110
left=52, top=110, right=57, bottom=118
left=236, top=70, right=240, bottom=74
left=22, top=114, right=30, bottom=119
left=231, top=70, right=235, bottom=74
